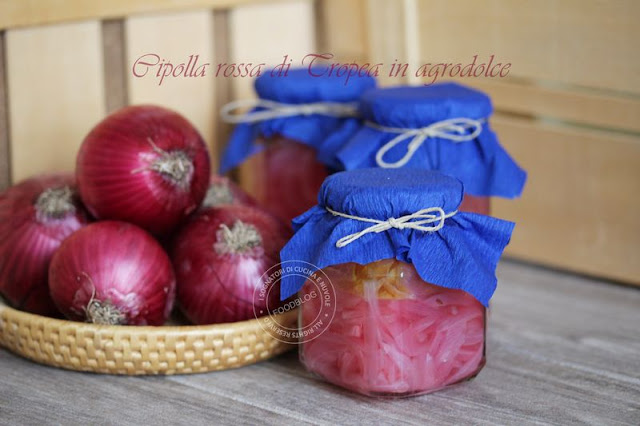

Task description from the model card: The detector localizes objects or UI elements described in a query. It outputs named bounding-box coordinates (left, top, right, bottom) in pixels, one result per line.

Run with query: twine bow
left=326, top=207, right=457, bottom=248
left=221, top=99, right=358, bottom=124
left=370, top=117, right=484, bottom=168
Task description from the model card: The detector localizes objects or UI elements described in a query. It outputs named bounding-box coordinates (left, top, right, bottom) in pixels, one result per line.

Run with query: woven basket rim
left=0, top=297, right=298, bottom=375
left=0, top=297, right=296, bottom=334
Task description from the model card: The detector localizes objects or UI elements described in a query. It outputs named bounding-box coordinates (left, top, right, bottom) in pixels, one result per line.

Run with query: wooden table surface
left=1, top=260, right=639, bottom=425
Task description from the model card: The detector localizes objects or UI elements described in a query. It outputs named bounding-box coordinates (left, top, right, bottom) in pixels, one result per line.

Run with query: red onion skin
left=203, top=175, right=257, bottom=208
left=0, top=174, right=90, bottom=316
left=49, top=221, right=176, bottom=325
left=76, top=105, right=211, bottom=235
left=171, top=205, right=291, bottom=325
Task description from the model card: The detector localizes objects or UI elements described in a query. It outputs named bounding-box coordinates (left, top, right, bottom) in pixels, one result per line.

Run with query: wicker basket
left=0, top=299, right=297, bottom=375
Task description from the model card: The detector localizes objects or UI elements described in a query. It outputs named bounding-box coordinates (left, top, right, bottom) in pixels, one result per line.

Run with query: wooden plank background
left=414, top=0, right=640, bottom=94
left=0, top=33, right=10, bottom=191
left=228, top=1, right=315, bottom=99
left=410, top=0, right=640, bottom=283
left=339, top=0, right=640, bottom=284
left=0, top=0, right=290, bottom=30
left=5, top=21, right=106, bottom=182
left=125, top=10, right=217, bottom=163
left=491, top=116, right=640, bottom=283
left=0, top=0, right=637, bottom=284
left=228, top=0, right=315, bottom=192
left=102, top=19, right=128, bottom=113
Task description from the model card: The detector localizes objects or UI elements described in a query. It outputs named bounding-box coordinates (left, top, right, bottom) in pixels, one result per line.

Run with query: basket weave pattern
left=0, top=300, right=296, bottom=375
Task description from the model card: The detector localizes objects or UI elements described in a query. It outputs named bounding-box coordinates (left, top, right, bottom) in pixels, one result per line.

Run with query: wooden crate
left=320, top=0, right=640, bottom=285
left=0, top=0, right=638, bottom=285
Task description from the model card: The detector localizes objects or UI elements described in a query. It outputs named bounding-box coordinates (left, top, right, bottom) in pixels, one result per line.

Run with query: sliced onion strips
left=300, top=259, right=485, bottom=396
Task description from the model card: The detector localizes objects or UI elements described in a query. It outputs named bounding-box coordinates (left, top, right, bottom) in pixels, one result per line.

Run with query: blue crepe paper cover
left=336, top=82, right=527, bottom=198
left=220, top=68, right=377, bottom=172
left=280, top=168, right=515, bottom=306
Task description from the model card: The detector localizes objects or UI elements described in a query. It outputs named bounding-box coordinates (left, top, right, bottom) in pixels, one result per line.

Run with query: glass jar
left=241, top=135, right=329, bottom=224
left=221, top=68, right=377, bottom=225
left=336, top=83, right=526, bottom=213
left=278, top=168, right=515, bottom=398
left=459, top=194, right=490, bottom=215
left=299, top=258, right=485, bottom=397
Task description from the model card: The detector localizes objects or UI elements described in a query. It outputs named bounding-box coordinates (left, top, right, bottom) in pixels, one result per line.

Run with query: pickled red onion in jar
left=300, top=259, right=485, bottom=397
left=459, top=194, right=490, bottom=215
left=249, top=135, right=328, bottom=225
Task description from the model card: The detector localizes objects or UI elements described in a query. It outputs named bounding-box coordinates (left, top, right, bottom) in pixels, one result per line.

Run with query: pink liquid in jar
left=300, top=259, right=486, bottom=397
left=242, top=135, right=328, bottom=226
left=459, top=194, right=490, bottom=215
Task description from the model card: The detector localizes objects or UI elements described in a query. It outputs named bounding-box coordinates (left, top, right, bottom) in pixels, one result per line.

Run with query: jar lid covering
left=256, top=67, right=377, bottom=104
left=359, top=83, right=492, bottom=128
left=337, top=82, right=527, bottom=198
left=280, top=168, right=515, bottom=306
left=220, top=68, right=376, bottom=172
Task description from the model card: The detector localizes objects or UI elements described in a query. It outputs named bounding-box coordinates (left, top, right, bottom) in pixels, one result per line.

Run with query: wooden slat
left=318, top=0, right=422, bottom=83
left=492, top=115, right=640, bottom=284
left=312, top=0, right=327, bottom=54
left=126, top=10, right=217, bottom=165
left=102, top=19, right=128, bottom=113
left=319, top=1, right=640, bottom=131
left=454, top=78, right=640, bottom=133
left=401, top=0, right=420, bottom=85
left=315, top=0, right=368, bottom=61
left=212, top=10, right=233, bottom=171
left=416, top=0, right=640, bottom=94
left=0, top=32, right=10, bottom=190
left=228, top=0, right=315, bottom=99
left=365, top=0, right=409, bottom=85
left=6, top=21, right=106, bottom=182
left=228, top=0, right=315, bottom=191
left=0, top=0, right=290, bottom=30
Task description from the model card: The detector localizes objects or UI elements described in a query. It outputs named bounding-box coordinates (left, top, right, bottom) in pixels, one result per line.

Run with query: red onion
left=202, top=175, right=257, bottom=208
left=0, top=174, right=90, bottom=316
left=171, top=205, right=291, bottom=324
left=76, top=105, right=211, bottom=235
left=49, top=221, right=175, bottom=325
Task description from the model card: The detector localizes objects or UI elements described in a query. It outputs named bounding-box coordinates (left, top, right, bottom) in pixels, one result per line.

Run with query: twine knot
left=326, top=207, right=457, bottom=248
left=386, top=217, right=405, bottom=229
left=298, top=104, right=318, bottom=116
left=369, top=117, right=485, bottom=168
